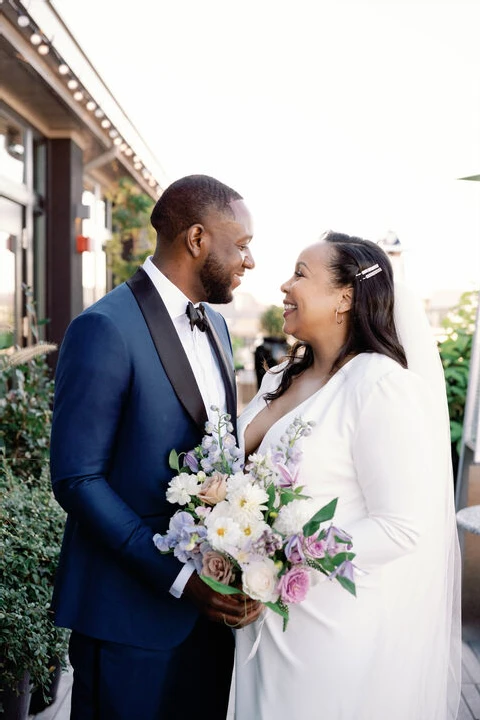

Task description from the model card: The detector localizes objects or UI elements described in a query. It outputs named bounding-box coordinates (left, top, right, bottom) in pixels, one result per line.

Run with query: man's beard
left=200, top=252, right=233, bottom=304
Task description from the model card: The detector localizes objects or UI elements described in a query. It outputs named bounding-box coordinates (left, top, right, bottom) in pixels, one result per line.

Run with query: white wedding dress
left=234, top=347, right=461, bottom=719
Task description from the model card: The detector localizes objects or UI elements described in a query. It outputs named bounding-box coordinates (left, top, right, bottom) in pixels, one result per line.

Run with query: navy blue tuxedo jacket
left=50, top=269, right=236, bottom=650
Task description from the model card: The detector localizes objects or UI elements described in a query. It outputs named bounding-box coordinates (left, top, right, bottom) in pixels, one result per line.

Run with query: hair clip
left=355, top=263, right=383, bottom=281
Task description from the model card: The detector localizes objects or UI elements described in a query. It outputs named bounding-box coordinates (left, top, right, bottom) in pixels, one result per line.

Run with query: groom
left=50, top=175, right=261, bottom=719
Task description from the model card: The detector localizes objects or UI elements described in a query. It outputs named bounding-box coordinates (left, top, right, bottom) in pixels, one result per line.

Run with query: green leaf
left=444, top=368, right=468, bottom=385
left=450, top=421, right=464, bottom=443
left=200, top=576, right=243, bottom=595
left=168, top=449, right=180, bottom=472
left=266, top=483, right=276, bottom=512
left=309, top=556, right=336, bottom=574
left=336, top=575, right=356, bottom=596
left=280, top=489, right=311, bottom=505
left=264, top=600, right=289, bottom=630
left=331, top=551, right=356, bottom=567
left=302, top=498, right=338, bottom=537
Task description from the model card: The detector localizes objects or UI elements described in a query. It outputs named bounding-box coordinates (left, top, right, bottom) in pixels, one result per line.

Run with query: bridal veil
left=380, top=282, right=462, bottom=719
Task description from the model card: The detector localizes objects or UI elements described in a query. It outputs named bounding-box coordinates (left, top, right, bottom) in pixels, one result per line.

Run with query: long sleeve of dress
left=348, top=368, right=432, bottom=572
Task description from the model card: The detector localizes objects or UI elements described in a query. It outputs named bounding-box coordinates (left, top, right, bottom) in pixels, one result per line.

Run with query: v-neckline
left=243, top=354, right=362, bottom=457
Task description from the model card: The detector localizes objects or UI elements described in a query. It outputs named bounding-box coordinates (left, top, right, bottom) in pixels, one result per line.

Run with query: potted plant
left=254, top=305, right=290, bottom=389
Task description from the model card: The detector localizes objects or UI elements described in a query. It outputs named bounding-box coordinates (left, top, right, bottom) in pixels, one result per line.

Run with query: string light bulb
left=94, top=108, right=104, bottom=118
left=17, top=15, right=30, bottom=27
left=101, top=119, right=111, bottom=128
left=73, top=91, right=84, bottom=101
left=30, top=33, right=42, bottom=45
left=38, top=44, right=49, bottom=55
left=86, top=100, right=96, bottom=111
left=67, top=79, right=78, bottom=90
left=58, top=63, right=69, bottom=75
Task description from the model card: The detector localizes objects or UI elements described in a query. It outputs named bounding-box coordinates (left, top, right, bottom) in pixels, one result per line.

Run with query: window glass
left=0, top=230, right=16, bottom=349
left=0, top=114, right=25, bottom=184
left=0, top=197, right=23, bottom=349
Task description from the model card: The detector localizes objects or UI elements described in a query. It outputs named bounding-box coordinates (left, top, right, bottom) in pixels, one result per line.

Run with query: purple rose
left=278, top=566, right=310, bottom=604
left=285, top=534, right=305, bottom=564
left=303, top=532, right=327, bottom=559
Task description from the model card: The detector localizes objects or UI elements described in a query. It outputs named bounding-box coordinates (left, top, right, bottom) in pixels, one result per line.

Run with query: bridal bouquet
left=153, top=408, right=356, bottom=629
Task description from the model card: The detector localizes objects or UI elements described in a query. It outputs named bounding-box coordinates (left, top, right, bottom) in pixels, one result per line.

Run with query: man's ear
left=185, top=224, right=206, bottom=258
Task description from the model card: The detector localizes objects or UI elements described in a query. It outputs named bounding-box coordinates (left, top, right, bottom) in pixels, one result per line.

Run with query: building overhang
left=0, top=1, right=168, bottom=199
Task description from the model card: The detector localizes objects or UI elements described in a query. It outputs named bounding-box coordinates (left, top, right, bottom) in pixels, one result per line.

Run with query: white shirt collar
left=142, top=256, right=192, bottom=321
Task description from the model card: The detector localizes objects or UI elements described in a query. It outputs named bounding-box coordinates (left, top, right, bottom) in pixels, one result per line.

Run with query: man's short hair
left=150, top=174, right=243, bottom=242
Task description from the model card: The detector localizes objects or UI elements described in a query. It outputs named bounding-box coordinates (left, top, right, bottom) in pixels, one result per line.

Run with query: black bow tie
left=186, top=302, right=208, bottom=332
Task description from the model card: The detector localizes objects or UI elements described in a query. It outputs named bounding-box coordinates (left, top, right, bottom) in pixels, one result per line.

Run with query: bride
left=234, top=231, right=461, bottom=720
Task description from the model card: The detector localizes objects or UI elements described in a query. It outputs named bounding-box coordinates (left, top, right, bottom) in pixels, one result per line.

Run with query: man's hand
left=183, top=572, right=263, bottom=628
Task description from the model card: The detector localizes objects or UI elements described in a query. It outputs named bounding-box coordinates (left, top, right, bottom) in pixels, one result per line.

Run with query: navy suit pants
left=69, top=616, right=234, bottom=719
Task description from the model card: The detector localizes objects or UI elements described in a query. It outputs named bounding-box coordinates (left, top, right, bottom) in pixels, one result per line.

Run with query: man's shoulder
left=75, top=282, right=133, bottom=321
left=66, top=283, right=139, bottom=339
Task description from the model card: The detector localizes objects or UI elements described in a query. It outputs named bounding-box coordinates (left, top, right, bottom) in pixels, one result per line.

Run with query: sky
left=53, top=0, right=480, bottom=305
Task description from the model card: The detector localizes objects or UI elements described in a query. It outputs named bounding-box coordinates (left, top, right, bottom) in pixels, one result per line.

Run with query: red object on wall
left=76, top=235, right=91, bottom=253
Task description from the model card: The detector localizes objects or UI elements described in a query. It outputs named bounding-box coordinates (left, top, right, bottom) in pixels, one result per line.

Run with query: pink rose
left=278, top=567, right=310, bottom=604
left=198, top=472, right=228, bottom=505
left=201, top=551, right=235, bottom=584
left=303, top=532, right=327, bottom=559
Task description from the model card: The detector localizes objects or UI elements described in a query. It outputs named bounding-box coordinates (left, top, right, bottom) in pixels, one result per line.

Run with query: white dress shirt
left=142, top=257, right=228, bottom=596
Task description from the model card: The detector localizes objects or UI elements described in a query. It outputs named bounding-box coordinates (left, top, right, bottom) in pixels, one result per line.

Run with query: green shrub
left=438, top=289, right=478, bottom=454
left=0, top=292, right=68, bottom=704
left=0, top=462, right=69, bottom=696
left=0, top=354, right=54, bottom=483
left=260, top=305, right=286, bottom=338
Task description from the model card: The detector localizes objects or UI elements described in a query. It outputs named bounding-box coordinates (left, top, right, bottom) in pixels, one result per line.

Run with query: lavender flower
left=166, top=511, right=207, bottom=562
left=285, top=534, right=306, bottom=564
left=330, top=559, right=355, bottom=583
left=275, top=462, right=300, bottom=488
left=250, top=527, right=283, bottom=556
left=324, top=525, right=353, bottom=556
left=184, top=451, right=199, bottom=472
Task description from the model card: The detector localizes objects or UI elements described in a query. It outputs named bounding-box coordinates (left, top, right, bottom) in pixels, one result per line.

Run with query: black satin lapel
left=126, top=268, right=208, bottom=430
left=204, top=308, right=237, bottom=429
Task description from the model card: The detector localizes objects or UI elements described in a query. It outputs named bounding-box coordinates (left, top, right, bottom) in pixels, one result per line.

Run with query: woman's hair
left=264, top=230, right=408, bottom=402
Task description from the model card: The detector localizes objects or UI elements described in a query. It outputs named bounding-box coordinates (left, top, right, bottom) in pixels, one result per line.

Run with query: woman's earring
left=335, top=307, right=343, bottom=325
